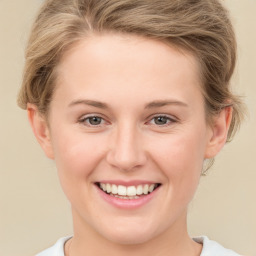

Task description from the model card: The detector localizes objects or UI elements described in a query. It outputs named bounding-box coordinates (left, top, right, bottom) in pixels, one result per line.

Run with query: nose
left=106, top=123, right=147, bottom=171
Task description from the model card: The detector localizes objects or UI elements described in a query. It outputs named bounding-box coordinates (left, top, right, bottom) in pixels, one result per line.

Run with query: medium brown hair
left=18, top=0, right=244, bottom=141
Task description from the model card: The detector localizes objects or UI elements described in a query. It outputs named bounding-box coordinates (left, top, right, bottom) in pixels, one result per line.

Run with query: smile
left=96, top=182, right=161, bottom=200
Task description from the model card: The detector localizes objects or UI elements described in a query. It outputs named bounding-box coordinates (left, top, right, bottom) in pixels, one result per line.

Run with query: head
left=18, top=0, right=243, bottom=138
left=18, top=0, right=244, bottom=247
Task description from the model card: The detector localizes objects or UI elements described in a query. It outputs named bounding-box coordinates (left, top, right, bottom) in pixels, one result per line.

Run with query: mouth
left=95, top=182, right=161, bottom=200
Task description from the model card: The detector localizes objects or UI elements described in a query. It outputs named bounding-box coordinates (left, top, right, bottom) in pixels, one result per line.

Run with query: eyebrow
left=145, top=100, right=188, bottom=109
left=68, top=99, right=188, bottom=109
left=68, top=99, right=108, bottom=109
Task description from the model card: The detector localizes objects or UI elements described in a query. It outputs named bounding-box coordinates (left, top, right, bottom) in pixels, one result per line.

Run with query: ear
left=204, top=106, right=232, bottom=159
left=27, top=103, right=54, bottom=159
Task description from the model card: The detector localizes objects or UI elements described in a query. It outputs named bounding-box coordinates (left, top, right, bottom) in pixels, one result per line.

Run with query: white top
left=36, top=236, right=241, bottom=256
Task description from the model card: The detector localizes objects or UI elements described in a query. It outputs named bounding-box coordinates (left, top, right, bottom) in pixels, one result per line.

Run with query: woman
left=18, top=0, right=244, bottom=255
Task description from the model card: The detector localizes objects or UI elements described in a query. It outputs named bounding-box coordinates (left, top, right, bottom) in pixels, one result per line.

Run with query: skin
left=28, top=34, right=232, bottom=256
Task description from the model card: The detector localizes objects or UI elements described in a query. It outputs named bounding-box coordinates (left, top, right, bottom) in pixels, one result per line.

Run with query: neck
left=68, top=209, right=202, bottom=256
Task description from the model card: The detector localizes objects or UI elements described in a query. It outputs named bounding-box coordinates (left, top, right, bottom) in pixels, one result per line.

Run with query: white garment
left=36, top=236, right=241, bottom=256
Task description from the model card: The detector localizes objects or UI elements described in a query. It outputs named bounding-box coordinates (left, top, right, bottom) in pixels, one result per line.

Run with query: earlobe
left=27, top=103, right=54, bottom=159
left=204, top=106, right=232, bottom=159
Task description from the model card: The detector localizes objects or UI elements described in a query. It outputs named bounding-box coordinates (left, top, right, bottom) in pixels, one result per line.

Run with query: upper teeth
left=99, top=183, right=157, bottom=196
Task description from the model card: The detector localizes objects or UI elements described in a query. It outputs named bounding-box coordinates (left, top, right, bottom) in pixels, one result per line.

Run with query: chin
left=97, top=221, right=160, bottom=245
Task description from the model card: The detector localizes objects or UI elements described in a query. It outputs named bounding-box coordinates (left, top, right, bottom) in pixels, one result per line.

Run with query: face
left=33, top=34, right=224, bottom=245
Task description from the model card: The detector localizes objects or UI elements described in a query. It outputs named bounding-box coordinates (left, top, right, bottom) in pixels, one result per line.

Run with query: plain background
left=0, top=1, right=255, bottom=255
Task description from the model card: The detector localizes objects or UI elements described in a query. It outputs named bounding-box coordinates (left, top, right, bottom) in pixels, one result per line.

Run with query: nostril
left=106, top=154, right=147, bottom=172
left=106, top=136, right=147, bottom=171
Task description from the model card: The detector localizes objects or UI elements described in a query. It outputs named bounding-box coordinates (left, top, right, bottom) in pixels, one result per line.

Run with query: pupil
left=89, top=117, right=101, bottom=125
left=155, top=116, right=167, bottom=125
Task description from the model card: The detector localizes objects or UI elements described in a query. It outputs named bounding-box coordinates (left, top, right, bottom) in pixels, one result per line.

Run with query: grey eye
left=153, top=116, right=169, bottom=125
left=87, top=116, right=102, bottom=125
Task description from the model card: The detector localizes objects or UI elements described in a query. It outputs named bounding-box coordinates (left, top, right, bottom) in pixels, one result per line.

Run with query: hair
left=18, top=0, right=244, bottom=142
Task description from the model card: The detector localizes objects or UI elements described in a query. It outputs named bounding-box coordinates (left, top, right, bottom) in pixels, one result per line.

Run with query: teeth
left=118, top=185, right=126, bottom=196
left=127, top=186, right=136, bottom=196
left=149, top=184, right=155, bottom=193
left=113, top=194, right=140, bottom=200
left=100, top=183, right=106, bottom=192
left=136, top=185, right=143, bottom=195
left=106, top=184, right=111, bottom=193
left=99, top=183, right=159, bottom=197
left=112, top=184, right=118, bottom=194
left=143, top=184, right=149, bottom=195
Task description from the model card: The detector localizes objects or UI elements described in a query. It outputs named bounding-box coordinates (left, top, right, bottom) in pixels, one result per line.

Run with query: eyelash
left=78, top=114, right=177, bottom=127
left=147, top=115, right=177, bottom=127
left=78, top=115, right=107, bottom=127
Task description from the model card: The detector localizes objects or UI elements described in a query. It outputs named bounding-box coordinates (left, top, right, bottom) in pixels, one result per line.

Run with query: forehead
left=58, top=33, right=199, bottom=75
left=54, top=33, right=203, bottom=109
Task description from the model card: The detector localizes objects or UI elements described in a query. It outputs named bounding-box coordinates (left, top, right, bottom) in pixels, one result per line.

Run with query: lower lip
left=95, top=185, right=160, bottom=209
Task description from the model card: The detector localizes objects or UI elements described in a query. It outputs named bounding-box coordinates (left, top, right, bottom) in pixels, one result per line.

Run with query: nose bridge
left=107, top=121, right=146, bottom=171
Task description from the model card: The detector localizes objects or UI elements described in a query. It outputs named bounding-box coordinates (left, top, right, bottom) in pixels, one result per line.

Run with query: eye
left=153, top=116, right=169, bottom=125
left=148, top=115, right=176, bottom=126
left=87, top=116, right=102, bottom=125
left=78, top=115, right=105, bottom=126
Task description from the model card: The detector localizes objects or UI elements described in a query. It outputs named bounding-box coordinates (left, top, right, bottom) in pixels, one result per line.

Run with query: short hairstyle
left=18, top=0, right=244, bottom=142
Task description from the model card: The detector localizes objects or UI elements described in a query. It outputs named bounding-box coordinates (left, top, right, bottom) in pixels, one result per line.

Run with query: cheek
left=50, top=128, right=106, bottom=185
left=50, top=130, right=109, bottom=210
left=148, top=130, right=206, bottom=196
left=149, top=130, right=206, bottom=171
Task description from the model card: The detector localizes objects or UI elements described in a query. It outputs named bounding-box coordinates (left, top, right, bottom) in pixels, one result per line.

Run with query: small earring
left=201, top=158, right=215, bottom=176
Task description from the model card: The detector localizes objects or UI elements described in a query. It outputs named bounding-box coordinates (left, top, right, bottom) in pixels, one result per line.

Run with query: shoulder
left=36, top=237, right=71, bottom=256
left=194, top=236, right=241, bottom=256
